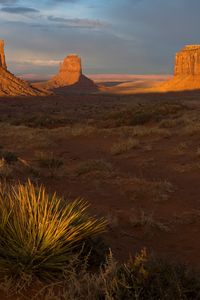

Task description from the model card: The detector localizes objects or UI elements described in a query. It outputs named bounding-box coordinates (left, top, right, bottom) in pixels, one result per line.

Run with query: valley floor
left=0, top=90, right=200, bottom=269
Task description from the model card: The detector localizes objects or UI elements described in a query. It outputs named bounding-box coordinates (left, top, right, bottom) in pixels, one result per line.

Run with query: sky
left=0, top=0, right=200, bottom=78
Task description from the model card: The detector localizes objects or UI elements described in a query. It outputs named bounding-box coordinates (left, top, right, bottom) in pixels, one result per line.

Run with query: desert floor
left=1, top=90, right=200, bottom=269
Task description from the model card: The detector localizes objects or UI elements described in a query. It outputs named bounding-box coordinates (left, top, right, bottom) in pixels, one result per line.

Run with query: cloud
left=0, top=0, right=17, bottom=3
left=17, top=59, right=60, bottom=66
left=48, top=0, right=79, bottom=3
left=1, top=6, right=40, bottom=14
left=47, top=15, right=109, bottom=29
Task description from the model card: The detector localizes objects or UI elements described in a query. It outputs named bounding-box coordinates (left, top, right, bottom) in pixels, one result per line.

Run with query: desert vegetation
left=0, top=92, right=200, bottom=298
left=0, top=181, right=199, bottom=299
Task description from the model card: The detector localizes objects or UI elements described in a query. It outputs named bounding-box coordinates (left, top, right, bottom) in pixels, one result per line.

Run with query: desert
left=0, top=1, right=200, bottom=299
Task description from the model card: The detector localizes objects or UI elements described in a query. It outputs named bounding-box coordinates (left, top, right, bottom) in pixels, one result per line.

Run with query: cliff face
left=0, top=40, right=7, bottom=70
left=154, top=45, right=200, bottom=92
left=35, top=54, right=97, bottom=94
left=174, top=45, right=200, bottom=77
left=51, top=54, right=82, bottom=87
left=0, top=40, right=44, bottom=96
left=0, top=67, right=43, bottom=96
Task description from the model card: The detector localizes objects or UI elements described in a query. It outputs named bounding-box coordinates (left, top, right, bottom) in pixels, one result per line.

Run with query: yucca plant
left=0, top=180, right=106, bottom=279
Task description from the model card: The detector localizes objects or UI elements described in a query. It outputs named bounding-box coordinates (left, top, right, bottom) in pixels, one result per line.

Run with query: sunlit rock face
left=175, top=45, right=200, bottom=77
left=0, top=40, right=44, bottom=96
left=35, top=54, right=97, bottom=94
left=50, top=54, right=82, bottom=87
left=154, top=45, right=200, bottom=92
left=0, top=40, right=7, bottom=70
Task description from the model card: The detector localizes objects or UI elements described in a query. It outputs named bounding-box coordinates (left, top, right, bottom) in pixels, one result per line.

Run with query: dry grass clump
left=0, top=159, right=12, bottom=179
left=118, top=125, right=171, bottom=138
left=174, top=142, right=188, bottom=155
left=105, top=102, right=186, bottom=127
left=110, top=138, right=139, bottom=155
left=0, top=150, right=20, bottom=179
left=36, top=152, right=64, bottom=177
left=184, top=123, right=200, bottom=135
left=76, top=159, right=114, bottom=176
left=0, top=181, right=106, bottom=280
left=30, top=249, right=200, bottom=300
left=117, top=177, right=174, bottom=203
left=173, top=163, right=193, bottom=173
left=0, top=123, right=53, bottom=150
left=70, top=125, right=97, bottom=137
left=152, top=180, right=174, bottom=202
left=11, top=115, right=72, bottom=128
left=159, top=118, right=179, bottom=128
left=130, top=210, right=170, bottom=232
left=49, top=125, right=98, bottom=139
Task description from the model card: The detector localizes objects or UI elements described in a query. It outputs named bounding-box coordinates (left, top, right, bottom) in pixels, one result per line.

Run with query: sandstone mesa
left=154, top=45, right=200, bottom=92
left=1, top=38, right=200, bottom=96
left=0, top=40, right=96, bottom=96
left=34, top=54, right=97, bottom=94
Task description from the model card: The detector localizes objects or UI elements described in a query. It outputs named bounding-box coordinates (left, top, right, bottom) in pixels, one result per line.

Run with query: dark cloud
left=1, top=6, right=40, bottom=14
left=47, top=15, right=109, bottom=29
left=45, top=0, right=79, bottom=5
left=0, top=0, right=17, bottom=3
left=49, top=0, right=79, bottom=2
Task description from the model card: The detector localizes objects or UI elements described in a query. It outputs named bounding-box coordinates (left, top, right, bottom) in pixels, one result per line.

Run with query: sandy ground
left=0, top=90, right=200, bottom=272
left=90, top=74, right=172, bottom=94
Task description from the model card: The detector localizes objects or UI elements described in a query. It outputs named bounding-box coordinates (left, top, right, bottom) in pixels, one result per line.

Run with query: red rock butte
left=0, top=40, right=44, bottom=96
left=155, top=45, right=200, bottom=92
left=51, top=54, right=83, bottom=87
left=175, top=45, right=200, bottom=76
left=35, top=54, right=97, bottom=94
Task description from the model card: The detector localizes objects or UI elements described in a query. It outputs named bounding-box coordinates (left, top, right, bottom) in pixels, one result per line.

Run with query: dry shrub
left=31, top=249, right=200, bottom=300
left=0, top=181, right=106, bottom=280
left=76, top=159, right=114, bottom=176
left=110, top=138, right=139, bottom=155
